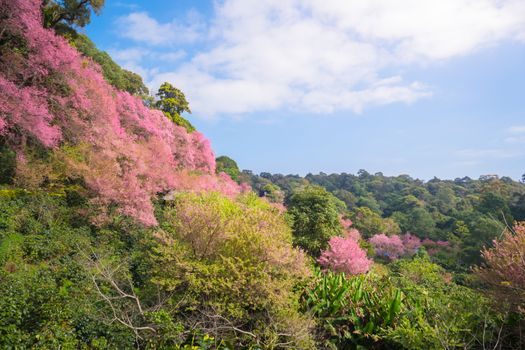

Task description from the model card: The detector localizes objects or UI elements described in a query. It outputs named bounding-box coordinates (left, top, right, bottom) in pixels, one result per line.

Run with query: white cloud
left=307, top=0, right=525, bottom=61
left=505, top=136, right=525, bottom=143
left=108, top=48, right=186, bottom=81
left=116, top=11, right=204, bottom=45
left=117, top=0, right=525, bottom=118
left=109, top=47, right=148, bottom=62
left=507, top=125, right=525, bottom=134
left=504, top=125, right=525, bottom=143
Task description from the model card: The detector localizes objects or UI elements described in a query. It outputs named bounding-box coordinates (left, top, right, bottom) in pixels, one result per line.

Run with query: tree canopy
left=42, top=0, right=105, bottom=29
left=154, top=82, right=195, bottom=132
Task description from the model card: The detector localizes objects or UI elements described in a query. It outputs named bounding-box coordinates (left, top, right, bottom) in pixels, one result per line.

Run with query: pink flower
left=401, top=233, right=422, bottom=256
left=318, top=236, right=372, bottom=275
left=345, top=228, right=361, bottom=242
left=369, top=234, right=405, bottom=260
left=340, top=216, right=353, bottom=230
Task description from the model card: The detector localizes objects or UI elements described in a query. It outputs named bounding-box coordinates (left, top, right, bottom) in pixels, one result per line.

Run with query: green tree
left=434, top=186, right=457, bottom=213
left=477, top=191, right=513, bottom=224
left=154, top=192, right=314, bottom=348
left=350, top=207, right=400, bottom=238
left=461, top=215, right=505, bottom=265
left=395, top=207, right=436, bottom=238
left=287, top=185, right=344, bottom=256
left=386, top=255, right=502, bottom=349
left=260, top=183, right=284, bottom=203
left=215, top=155, right=240, bottom=182
left=42, top=0, right=105, bottom=29
left=155, top=82, right=195, bottom=132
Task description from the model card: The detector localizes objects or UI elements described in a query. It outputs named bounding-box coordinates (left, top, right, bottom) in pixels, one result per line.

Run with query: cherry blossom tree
left=318, top=236, right=372, bottom=275
left=369, top=234, right=405, bottom=260
left=476, top=222, right=525, bottom=314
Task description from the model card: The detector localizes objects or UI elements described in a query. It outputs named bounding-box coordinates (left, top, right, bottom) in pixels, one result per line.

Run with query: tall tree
left=42, top=0, right=105, bottom=28
left=155, top=82, right=195, bottom=132
left=288, top=185, right=344, bottom=256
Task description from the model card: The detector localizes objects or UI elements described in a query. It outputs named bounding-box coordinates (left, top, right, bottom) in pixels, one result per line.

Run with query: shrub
left=149, top=192, right=315, bottom=348
left=386, top=255, right=502, bottom=349
left=302, top=269, right=402, bottom=349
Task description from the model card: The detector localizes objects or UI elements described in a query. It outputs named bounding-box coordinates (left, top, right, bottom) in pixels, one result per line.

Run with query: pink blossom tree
left=421, top=238, right=451, bottom=256
left=318, top=236, right=372, bottom=275
left=401, top=233, right=422, bottom=256
left=476, top=222, right=525, bottom=314
left=339, top=216, right=361, bottom=241
left=369, top=234, right=405, bottom=260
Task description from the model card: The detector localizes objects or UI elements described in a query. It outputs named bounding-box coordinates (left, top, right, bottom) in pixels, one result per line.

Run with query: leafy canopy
left=155, top=82, right=195, bottom=132
left=42, top=0, right=105, bottom=29
left=288, top=185, right=345, bottom=256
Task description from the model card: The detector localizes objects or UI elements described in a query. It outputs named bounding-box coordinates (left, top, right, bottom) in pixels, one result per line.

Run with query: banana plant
left=302, top=269, right=404, bottom=348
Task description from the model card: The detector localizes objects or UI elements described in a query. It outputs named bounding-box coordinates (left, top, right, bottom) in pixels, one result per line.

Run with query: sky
left=85, top=0, right=525, bottom=180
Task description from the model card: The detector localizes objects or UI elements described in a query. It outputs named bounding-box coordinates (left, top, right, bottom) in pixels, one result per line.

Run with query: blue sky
left=85, top=0, right=525, bottom=180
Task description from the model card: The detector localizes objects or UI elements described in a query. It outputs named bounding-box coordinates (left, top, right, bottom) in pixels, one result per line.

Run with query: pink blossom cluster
left=340, top=216, right=353, bottom=230
left=318, top=236, right=372, bottom=275
left=369, top=233, right=449, bottom=260
left=339, top=216, right=361, bottom=241
left=369, top=234, right=405, bottom=260
left=0, top=0, right=243, bottom=225
left=421, top=238, right=451, bottom=256
left=401, top=233, right=422, bottom=255
left=345, top=228, right=362, bottom=242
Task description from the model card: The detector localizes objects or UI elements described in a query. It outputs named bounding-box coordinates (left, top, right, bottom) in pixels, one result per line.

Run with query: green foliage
left=302, top=269, right=403, bottom=349
left=288, top=185, right=345, bottom=257
left=395, top=207, right=436, bottom=238
left=302, top=256, right=505, bottom=349
left=146, top=192, right=314, bottom=348
left=0, top=144, right=16, bottom=184
left=350, top=207, right=401, bottom=238
left=155, top=82, right=195, bottom=132
left=0, top=192, right=135, bottom=349
left=215, top=155, right=240, bottom=182
left=43, top=0, right=105, bottom=29
left=385, top=255, right=503, bottom=349
left=260, top=183, right=284, bottom=203
left=246, top=171, right=525, bottom=270
left=477, top=191, right=513, bottom=224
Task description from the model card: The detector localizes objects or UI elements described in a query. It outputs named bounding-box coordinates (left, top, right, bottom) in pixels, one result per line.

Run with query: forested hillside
left=1, top=1, right=524, bottom=349
left=238, top=169, right=525, bottom=270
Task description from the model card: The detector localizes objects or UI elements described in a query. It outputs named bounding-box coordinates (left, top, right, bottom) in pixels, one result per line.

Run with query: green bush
left=302, top=268, right=403, bottom=349
left=385, top=255, right=503, bottom=349
left=145, top=192, right=315, bottom=348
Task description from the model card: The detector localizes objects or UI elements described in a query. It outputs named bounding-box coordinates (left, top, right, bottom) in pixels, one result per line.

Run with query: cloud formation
left=505, top=125, right=525, bottom=143
left=116, top=11, right=204, bottom=45
left=116, top=0, right=525, bottom=118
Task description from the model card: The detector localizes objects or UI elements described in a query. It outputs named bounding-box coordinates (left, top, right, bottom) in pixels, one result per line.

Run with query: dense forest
left=1, top=1, right=524, bottom=349
left=233, top=168, right=525, bottom=271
